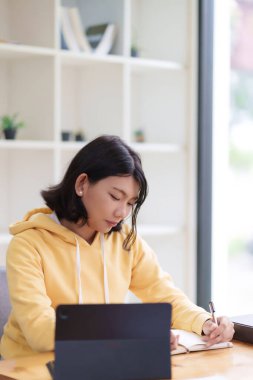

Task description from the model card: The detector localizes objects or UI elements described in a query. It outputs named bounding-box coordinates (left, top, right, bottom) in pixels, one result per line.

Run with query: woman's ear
left=75, top=173, right=89, bottom=197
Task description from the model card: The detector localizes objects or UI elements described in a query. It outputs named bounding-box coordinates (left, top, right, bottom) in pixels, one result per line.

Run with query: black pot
left=3, top=128, right=17, bottom=140
left=61, top=131, right=72, bottom=141
left=75, top=133, right=85, bottom=142
left=131, top=47, right=139, bottom=57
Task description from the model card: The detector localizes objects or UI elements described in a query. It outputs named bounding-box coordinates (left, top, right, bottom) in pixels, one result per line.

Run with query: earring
left=79, top=191, right=83, bottom=196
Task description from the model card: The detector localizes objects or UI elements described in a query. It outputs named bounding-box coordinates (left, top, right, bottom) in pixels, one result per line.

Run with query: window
left=212, top=0, right=253, bottom=315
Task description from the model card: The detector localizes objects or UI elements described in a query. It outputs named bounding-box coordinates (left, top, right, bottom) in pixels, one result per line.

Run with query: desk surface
left=0, top=341, right=252, bottom=380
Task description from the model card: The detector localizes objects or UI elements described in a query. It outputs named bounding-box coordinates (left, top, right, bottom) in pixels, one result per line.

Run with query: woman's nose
left=114, top=204, right=128, bottom=219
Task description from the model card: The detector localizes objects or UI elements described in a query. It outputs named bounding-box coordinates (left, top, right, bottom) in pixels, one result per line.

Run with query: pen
left=209, top=301, right=218, bottom=324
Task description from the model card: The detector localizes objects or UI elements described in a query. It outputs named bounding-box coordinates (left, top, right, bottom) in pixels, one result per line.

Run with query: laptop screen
left=54, top=303, right=171, bottom=380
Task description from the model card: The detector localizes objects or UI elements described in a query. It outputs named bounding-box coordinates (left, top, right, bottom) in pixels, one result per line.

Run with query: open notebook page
left=171, top=329, right=233, bottom=355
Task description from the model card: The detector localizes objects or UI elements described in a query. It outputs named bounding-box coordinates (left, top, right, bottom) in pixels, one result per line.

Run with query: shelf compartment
left=61, top=0, right=124, bottom=55
left=0, top=56, right=55, bottom=141
left=0, top=0, right=55, bottom=48
left=130, top=69, right=188, bottom=145
left=137, top=151, right=186, bottom=226
left=143, top=233, right=186, bottom=291
left=60, top=61, right=124, bottom=141
left=130, top=0, right=189, bottom=64
left=0, top=149, right=54, bottom=231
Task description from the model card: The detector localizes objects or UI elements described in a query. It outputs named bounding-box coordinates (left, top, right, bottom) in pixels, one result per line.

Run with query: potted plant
left=131, top=43, right=140, bottom=58
left=134, top=128, right=145, bottom=142
left=75, top=130, right=85, bottom=142
left=131, top=27, right=141, bottom=57
left=0, top=113, right=25, bottom=140
left=61, top=130, right=72, bottom=141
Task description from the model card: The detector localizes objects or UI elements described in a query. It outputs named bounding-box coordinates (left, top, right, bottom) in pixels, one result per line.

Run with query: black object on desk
left=231, top=314, right=253, bottom=344
left=54, top=303, right=172, bottom=380
left=46, top=360, right=55, bottom=379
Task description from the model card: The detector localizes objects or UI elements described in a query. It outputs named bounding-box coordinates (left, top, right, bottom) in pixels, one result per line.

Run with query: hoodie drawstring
left=75, top=236, right=83, bottom=304
left=50, top=212, right=109, bottom=304
left=100, top=233, right=110, bottom=304
left=75, top=233, right=110, bottom=304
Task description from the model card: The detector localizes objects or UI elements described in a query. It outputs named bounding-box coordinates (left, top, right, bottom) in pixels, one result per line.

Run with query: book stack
left=60, top=6, right=117, bottom=55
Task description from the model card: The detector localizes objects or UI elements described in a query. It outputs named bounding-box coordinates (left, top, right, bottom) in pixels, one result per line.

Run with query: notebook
left=53, top=303, right=172, bottom=380
left=171, top=329, right=233, bottom=355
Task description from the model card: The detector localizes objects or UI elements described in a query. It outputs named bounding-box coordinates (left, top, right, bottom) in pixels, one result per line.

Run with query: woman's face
left=77, top=175, right=139, bottom=233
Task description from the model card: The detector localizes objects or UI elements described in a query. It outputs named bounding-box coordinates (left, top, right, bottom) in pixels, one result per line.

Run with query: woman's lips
left=105, top=220, right=118, bottom=227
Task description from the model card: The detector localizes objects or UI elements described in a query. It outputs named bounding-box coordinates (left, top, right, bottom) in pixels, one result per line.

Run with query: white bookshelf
left=0, top=0, right=198, bottom=300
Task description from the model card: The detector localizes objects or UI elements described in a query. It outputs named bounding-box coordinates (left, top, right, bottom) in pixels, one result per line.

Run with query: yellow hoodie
left=0, top=208, right=210, bottom=359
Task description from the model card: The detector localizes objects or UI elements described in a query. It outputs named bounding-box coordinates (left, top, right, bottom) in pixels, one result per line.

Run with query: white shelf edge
left=59, top=50, right=125, bottom=65
left=58, top=50, right=185, bottom=71
left=128, top=57, right=185, bottom=71
left=138, top=225, right=183, bottom=236
left=130, top=142, right=185, bottom=153
left=0, top=43, right=185, bottom=70
left=58, top=141, right=88, bottom=150
left=57, top=142, right=184, bottom=153
left=0, top=43, right=55, bottom=58
left=0, top=141, right=185, bottom=154
left=0, top=140, right=55, bottom=150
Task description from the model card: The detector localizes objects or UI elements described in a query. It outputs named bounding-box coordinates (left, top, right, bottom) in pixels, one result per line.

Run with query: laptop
left=53, top=303, right=172, bottom=380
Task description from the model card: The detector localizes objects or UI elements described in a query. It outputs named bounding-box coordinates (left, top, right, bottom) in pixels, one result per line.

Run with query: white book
left=68, top=7, right=92, bottom=53
left=171, top=329, right=233, bottom=355
left=60, top=7, right=80, bottom=52
left=94, top=24, right=117, bottom=55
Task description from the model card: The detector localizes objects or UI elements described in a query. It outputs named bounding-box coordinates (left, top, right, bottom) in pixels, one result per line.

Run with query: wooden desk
left=172, top=341, right=253, bottom=379
left=0, top=341, right=252, bottom=380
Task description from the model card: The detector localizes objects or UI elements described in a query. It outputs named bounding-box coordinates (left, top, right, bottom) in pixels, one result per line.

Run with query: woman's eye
left=110, top=194, right=120, bottom=201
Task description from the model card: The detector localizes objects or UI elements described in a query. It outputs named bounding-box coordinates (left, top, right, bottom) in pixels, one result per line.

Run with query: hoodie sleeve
left=6, top=235, right=55, bottom=352
left=129, top=237, right=210, bottom=335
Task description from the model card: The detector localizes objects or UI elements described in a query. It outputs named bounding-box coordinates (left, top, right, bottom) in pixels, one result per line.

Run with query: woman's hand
left=202, top=316, right=235, bottom=347
left=171, top=330, right=179, bottom=350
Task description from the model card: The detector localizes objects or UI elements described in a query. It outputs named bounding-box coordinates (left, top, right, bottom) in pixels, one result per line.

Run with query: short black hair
left=41, top=135, right=148, bottom=250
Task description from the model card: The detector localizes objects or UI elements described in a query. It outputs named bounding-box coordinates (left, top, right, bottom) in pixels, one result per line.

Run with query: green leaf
left=0, top=113, right=26, bottom=130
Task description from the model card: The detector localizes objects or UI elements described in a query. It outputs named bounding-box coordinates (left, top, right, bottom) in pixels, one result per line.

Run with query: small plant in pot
left=0, top=113, right=25, bottom=140
left=75, top=130, right=85, bottom=142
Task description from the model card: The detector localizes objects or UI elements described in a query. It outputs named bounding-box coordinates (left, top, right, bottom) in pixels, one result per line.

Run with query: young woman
left=0, top=135, right=234, bottom=359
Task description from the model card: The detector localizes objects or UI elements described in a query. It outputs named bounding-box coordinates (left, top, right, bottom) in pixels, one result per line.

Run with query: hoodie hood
left=9, top=207, right=76, bottom=244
